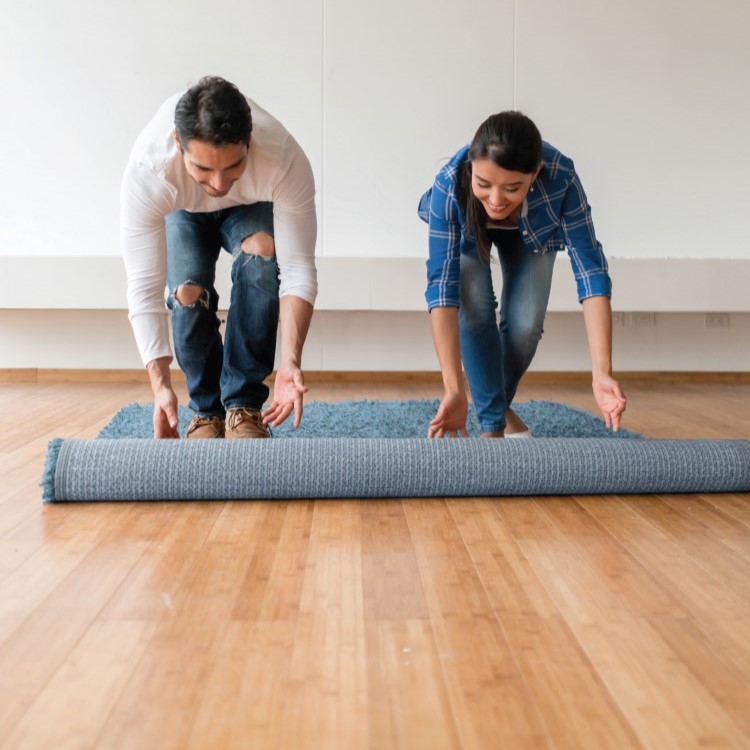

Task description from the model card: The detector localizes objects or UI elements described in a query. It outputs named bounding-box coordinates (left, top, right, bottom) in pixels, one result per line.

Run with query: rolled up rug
left=42, top=436, right=750, bottom=502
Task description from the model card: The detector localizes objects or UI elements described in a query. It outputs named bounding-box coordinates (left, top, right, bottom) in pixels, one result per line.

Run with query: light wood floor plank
left=363, top=619, right=462, bottom=750
left=497, top=497, right=748, bottom=749
left=0, top=540, right=43, bottom=584
left=360, top=499, right=430, bottom=622
left=359, top=499, right=458, bottom=748
left=0, top=505, right=131, bottom=642
left=93, top=504, right=271, bottom=749
left=279, top=500, right=370, bottom=750
left=1, top=621, right=149, bottom=750
left=546, top=495, right=750, bottom=737
left=0, top=503, right=172, bottom=739
left=621, top=495, right=750, bottom=611
left=579, top=496, right=750, bottom=656
left=0, top=380, right=748, bottom=748
left=98, top=502, right=221, bottom=622
left=185, top=620, right=298, bottom=750
left=658, top=494, right=750, bottom=563
left=701, top=493, right=750, bottom=528
left=448, top=497, right=642, bottom=750
left=403, top=498, right=552, bottom=749
left=230, top=500, right=315, bottom=622
left=577, top=495, right=750, bottom=737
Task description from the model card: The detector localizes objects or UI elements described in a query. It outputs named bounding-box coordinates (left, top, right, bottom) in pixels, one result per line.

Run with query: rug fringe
left=40, top=438, right=63, bottom=503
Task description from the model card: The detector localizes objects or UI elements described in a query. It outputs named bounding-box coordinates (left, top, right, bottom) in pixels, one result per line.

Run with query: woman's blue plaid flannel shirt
left=419, top=142, right=612, bottom=310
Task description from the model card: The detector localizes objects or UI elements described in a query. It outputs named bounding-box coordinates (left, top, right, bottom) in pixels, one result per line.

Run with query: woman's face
left=471, top=158, right=540, bottom=221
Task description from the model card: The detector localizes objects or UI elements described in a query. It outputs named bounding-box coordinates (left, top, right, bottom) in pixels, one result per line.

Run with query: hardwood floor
left=0, top=378, right=748, bottom=749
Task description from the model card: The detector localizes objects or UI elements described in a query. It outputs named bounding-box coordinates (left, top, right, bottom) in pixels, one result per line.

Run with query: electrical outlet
left=633, top=312, right=656, bottom=327
left=704, top=313, right=730, bottom=329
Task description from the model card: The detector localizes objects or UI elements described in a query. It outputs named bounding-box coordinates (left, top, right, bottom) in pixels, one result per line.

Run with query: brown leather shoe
left=185, top=415, right=225, bottom=439
left=225, top=408, right=270, bottom=439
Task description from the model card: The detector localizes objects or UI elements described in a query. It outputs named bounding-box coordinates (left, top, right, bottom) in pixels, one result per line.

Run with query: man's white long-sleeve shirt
left=121, top=93, right=317, bottom=365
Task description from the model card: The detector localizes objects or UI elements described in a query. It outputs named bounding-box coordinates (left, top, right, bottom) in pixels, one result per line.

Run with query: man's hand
left=263, top=366, right=309, bottom=429
left=153, top=386, right=180, bottom=439
left=269, top=295, right=314, bottom=429
left=146, top=357, right=179, bottom=439
left=592, top=374, right=627, bottom=432
left=428, top=390, right=469, bottom=438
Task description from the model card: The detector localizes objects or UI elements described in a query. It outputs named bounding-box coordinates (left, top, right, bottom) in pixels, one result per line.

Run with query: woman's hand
left=592, top=374, right=627, bottom=431
left=428, top=307, right=468, bottom=438
left=428, top=391, right=469, bottom=438
left=580, top=297, right=627, bottom=431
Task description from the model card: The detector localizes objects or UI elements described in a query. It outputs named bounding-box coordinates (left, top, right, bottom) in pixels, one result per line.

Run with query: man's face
left=177, top=135, right=248, bottom=198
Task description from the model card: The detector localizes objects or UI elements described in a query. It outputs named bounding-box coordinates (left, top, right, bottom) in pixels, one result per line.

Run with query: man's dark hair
left=174, top=76, right=252, bottom=149
left=460, top=111, right=543, bottom=263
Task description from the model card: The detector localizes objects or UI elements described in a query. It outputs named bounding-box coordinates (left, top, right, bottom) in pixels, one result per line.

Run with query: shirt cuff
left=425, top=288, right=460, bottom=310
left=129, top=311, right=173, bottom=365
left=576, top=271, right=612, bottom=302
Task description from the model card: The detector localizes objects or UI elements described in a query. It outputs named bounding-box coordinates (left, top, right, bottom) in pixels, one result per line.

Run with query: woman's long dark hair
left=460, top=111, right=542, bottom=263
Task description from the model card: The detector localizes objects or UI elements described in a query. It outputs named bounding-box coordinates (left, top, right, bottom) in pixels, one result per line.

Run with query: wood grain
left=0, top=379, right=748, bottom=749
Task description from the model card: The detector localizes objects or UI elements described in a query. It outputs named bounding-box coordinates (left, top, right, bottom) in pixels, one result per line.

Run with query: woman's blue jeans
left=165, top=203, right=279, bottom=418
left=458, top=230, right=556, bottom=432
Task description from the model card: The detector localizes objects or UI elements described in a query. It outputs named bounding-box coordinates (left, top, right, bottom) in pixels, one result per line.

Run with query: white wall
left=516, top=0, right=750, bottom=260
left=2, top=0, right=748, bottom=262
left=322, top=0, right=515, bottom=257
left=0, top=0, right=322, bottom=257
left=1, top=0, right=749, bottom=372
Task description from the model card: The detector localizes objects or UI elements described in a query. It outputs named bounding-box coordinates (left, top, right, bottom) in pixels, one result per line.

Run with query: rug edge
left=40, top=438, right=64, bottom=503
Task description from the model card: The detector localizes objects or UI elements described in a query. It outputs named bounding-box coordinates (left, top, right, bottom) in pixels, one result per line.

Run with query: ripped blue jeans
left=458, top=229, right=556, bottom=433
left=165, top=203, right=279, bottom=418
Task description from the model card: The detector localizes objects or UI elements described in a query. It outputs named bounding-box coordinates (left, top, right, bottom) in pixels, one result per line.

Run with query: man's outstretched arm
left=263, top=295, right=314, bottom=429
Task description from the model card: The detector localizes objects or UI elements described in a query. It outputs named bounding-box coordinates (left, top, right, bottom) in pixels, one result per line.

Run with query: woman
left=418, top=111, right=627, bottom=438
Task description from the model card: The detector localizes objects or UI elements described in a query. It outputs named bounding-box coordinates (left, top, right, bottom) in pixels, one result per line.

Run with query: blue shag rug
left=98, top=399, right=643, bottom=440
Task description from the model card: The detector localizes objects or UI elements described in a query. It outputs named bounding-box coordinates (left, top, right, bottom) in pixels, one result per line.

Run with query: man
left=121, top=76, right=317, bottom=439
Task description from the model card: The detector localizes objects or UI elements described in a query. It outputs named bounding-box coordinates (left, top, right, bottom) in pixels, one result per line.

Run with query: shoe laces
left=187, top=415, right=222, bottom=434
left=227, top=409, right=263, bottom=430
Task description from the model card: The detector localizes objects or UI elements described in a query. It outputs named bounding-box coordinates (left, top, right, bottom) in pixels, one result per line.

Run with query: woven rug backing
left=43, top=436, right=750, bottom=502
